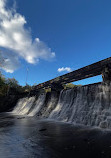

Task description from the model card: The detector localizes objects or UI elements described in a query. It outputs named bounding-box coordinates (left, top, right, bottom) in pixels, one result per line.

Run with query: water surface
left=0, top=113, right=111, bottom=158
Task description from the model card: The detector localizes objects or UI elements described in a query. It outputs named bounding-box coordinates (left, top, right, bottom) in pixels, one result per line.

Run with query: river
left=0, top=113, right=111, bottom=158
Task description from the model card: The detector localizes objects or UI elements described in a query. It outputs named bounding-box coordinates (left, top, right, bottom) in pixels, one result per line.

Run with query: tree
left=0, top=72, right=6, bottom=86
left=6, top=78, right=19, bottom=88
left=0, top=72, right=8, bottom=96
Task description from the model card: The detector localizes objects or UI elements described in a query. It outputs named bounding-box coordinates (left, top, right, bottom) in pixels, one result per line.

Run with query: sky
left=0, top=0, right=111, bottom=86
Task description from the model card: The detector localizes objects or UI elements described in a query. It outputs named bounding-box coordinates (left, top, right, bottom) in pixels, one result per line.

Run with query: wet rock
left=39, top=128, right=47, bottom=132
left=17, top=117, right=25, bottom=119
left=99, top=121, right=108, bottom=128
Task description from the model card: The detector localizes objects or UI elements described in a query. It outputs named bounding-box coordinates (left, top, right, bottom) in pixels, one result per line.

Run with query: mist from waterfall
left=12, top=83, right=111, bottom=128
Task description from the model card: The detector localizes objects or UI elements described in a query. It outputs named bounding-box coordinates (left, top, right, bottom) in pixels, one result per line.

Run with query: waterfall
left=12, top=82, right=111, bottom=128
left=49, top=83, right=111, bottom=128
left=12, top=97, right=35, bottom=115
left=28, top=93, right=46, bottom=116
left=12, top=92, right=59, bottom=118
left=37, top=91, right=59, bottom=118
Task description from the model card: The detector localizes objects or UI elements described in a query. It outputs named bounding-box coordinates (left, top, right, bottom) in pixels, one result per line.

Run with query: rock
left=99, top=121, right=108, bottom=128
left=39, top=128, right=47, bottom=132
left=17, top=117, right=25, bottom=119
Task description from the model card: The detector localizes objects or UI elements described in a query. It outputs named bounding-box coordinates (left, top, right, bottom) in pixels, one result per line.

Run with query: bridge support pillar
left=102, top=66, right=111, bottom=84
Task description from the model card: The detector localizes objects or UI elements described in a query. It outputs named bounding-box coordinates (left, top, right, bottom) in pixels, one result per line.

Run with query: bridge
left=33, top=57, right=111, bottom=91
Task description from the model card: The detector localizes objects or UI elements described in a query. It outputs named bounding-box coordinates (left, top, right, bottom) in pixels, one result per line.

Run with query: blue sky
left=0, top=0, right=111, bottom=85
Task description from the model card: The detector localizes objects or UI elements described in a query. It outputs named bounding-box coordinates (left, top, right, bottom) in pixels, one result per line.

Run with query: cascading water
left=12, top=97, right=35, bottom=115
left=28, top=93, right=46, bottom=116
left=49, top=83, right=111, bottom=128
left=12, top=82, right=111, bottom=128
left=37, top=91, right=59, bottom=118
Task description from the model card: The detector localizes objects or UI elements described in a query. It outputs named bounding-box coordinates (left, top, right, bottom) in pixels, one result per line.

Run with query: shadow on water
left=0, top=113, right=111, bottom=158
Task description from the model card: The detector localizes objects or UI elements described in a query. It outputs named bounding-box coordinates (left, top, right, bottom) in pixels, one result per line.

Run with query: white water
left=13, top=97, right=35, bottom=115
left=28, top=93, right=46, bottom=116
left=12, top=83, right=111, bottom=128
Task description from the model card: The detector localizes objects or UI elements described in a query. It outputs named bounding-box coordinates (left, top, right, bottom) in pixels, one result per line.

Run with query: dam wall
left=12, top=82, right=111, bottom=129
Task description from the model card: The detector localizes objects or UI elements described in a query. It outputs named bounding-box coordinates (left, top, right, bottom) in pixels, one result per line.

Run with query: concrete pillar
left=102, top=66, right=111, bottom=84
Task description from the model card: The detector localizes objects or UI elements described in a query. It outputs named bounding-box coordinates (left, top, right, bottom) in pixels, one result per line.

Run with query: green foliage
left=0, top=84, right=8, bottom=96
left=44, top=88, right=51, bottom=93
left=6, top=78, right=19, bottom=88
left=0, top=72, right=25, bottom=96
left=0, top=73, right=7, bottom=96
left=0, top=72, right=5, bottom=85
left=64, top=83, right=82, bottom=89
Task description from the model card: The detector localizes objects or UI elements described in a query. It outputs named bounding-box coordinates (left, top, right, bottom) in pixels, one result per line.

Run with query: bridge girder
left=33, top=57, right=111, bottom=91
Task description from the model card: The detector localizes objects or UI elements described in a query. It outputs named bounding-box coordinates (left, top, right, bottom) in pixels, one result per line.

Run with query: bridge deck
left=34, top=57, right=111, bottom=90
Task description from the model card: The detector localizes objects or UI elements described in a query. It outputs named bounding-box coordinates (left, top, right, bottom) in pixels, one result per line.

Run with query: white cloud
left=57, top=67, right=72, bottom=73
left=0, top=0, right=55, bottom=73
left=0, top=51, right=20, bottom=73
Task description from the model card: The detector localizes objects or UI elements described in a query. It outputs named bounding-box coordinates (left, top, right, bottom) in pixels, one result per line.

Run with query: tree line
left=0, top=72, right=32, bottom=96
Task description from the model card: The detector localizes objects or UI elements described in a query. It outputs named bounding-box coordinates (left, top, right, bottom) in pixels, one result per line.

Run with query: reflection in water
left=0, top=114, right=58, bottom=158
left=0, top=113, right=111, bottom=158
